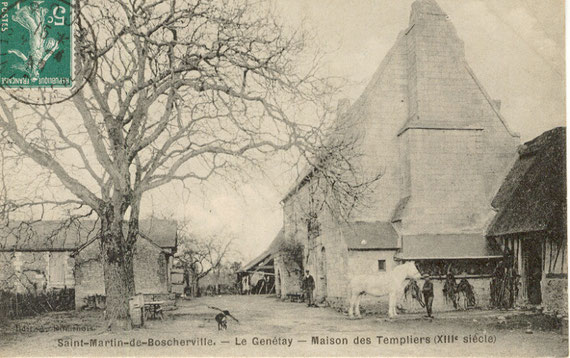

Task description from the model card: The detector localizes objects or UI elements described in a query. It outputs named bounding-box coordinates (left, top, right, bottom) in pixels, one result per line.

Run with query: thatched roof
left=487, top=127, right=566, bottom=237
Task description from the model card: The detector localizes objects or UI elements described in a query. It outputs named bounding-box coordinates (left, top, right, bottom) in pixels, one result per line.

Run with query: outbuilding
left=0, top=219, right=178, bottom=311
left=487, top=127, right=566, bottom=314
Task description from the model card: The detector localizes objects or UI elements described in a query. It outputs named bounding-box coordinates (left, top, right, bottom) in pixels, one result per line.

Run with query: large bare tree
left=0, top=0, right=338, bottom=326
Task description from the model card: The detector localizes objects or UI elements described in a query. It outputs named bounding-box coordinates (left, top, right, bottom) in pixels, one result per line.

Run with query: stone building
left=0, top=219, right=178, bottom=309
left=0, top=221, right=94, bottom=294
left=487, top=127, right=567, bottom=315
left=277, top=0, right=520, bottom=312
left=73, top=219, right=177, bottom=308
left=238, top=229, right=284, bottom=295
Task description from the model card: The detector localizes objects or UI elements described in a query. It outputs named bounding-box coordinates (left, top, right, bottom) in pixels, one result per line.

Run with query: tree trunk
left=215, top=269, right=220, bottom=295
left=101, top=212, right=136, bottom=330
left=191, top=275, right=200, bottom=297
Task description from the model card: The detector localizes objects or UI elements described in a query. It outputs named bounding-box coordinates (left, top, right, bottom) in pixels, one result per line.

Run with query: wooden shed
left=487, top=127, right=566, bottom=313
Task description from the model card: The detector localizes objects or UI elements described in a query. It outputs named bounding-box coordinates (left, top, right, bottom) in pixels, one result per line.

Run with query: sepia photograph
left=0, top=0, right=567, bottom=356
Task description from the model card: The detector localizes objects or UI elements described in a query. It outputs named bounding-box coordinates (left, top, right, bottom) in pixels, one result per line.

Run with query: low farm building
left=0, top=221, right=94, bottom=294
left=487, top=127, right=567, bottom=315
left=238, top=229, right=284, bottom=295
left=273, top=0, right=521, bottom=313
left=0, top=219, right=177, bottom=310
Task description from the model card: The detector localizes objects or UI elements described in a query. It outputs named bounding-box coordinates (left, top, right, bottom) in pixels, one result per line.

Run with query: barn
left=73, top=219, right=177, bottom=308
left=0, top=219, right=178, bottom=310
left=487, top=127, right=567, bottom=315
left=0, top=221, right=95, bottom=295
left=238, top=229, right=284, bottom=295
left=275, top=0, right=520, bottom=313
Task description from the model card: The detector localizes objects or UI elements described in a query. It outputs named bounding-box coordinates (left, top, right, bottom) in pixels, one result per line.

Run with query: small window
left=378, top=260, right=386, bottom=272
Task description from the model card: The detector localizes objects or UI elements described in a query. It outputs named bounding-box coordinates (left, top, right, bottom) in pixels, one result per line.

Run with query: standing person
left=302, top=270, right=315, bottom=307
left=443, top=272, right=458, bottom=309
left=422, top=274, right=434, bottom=318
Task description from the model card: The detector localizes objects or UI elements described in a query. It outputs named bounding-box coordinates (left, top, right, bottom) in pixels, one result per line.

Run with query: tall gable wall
left=279, top=0, right=520, bottom=304
left=343, top=34, right=410, bottom=222
left=397, top=0, right=519, bottom=234
left=339, top=0, right=518, bottom=226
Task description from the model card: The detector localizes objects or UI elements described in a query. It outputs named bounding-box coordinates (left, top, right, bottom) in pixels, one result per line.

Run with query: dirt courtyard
left=0, top=295, right=567, bottom=357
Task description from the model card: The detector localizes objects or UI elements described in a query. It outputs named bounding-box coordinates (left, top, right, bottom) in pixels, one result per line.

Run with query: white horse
left=348, top=261, right=422, bottom=318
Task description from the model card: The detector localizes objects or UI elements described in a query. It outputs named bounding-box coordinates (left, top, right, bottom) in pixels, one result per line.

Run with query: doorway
left=522, top=239, right=542, bottom=304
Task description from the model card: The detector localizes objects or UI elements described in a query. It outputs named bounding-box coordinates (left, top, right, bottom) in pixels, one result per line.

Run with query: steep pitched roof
left=0, top=220, right=98, bottom=251
left=341, top=221, right=399, bottom=250
left=239, top=251, right=271, bottom=273
left=392, top=196, right=411, bottom=222
left=487, top=127, right=566, bottom=237
left=0, top=219, right=177, bottom=251
left=282, top=0, right=518, bottom=211
left=138, top=219, right=178, bottom=249
left=398, top=0, right=517, bottom=137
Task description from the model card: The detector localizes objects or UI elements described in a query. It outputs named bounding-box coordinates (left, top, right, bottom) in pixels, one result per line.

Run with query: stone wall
left=541, top=277, right=568, bottom=316
left=274, top=254, right=301, bottom=297
left=134, top=238, right=169, bottom=294
left=282, top=184, right=310, bottom=242
left=0, top=251, right=74, bottom=294
left=74, top=240, right=105, bottom=308
left=341, top=277, right=492, bottom=315
left=310, top=224, right=350, bottom=302
left=398, top=0, right=519, bottom=235
left=343, top=32, right=410, bottom=223
left=306, top=232, right=398, bottom=305
left=347, top=250, right=398, bottom=277
left=280, top=182, right=312, bottom=298
left=74, top=238, right=171, bottom=309
left=404, top=129, right=493, bottom=234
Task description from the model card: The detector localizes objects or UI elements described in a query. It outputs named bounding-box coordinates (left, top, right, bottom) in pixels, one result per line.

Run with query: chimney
left=409, top=0, right=447, bottom=26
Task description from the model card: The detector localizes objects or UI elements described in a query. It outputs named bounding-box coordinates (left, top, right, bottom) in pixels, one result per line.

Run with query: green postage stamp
left=0, top=0, right=72, bottom=87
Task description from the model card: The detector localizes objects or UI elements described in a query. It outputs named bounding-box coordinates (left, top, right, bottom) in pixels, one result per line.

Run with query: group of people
left=240, top=272, right=272, bottom=295
left=409, top=274, right=477, bottom=318
left=301, top=269, right=477, bottom=319
left=301, top=269, right=436, bottom=317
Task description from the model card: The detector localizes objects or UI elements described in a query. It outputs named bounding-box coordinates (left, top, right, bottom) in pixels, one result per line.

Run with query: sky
left=141, top=0, right=566, bottom=263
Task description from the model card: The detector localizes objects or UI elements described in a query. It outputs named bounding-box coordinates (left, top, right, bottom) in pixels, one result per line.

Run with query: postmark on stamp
left=0, top=0, right=72, bottom=88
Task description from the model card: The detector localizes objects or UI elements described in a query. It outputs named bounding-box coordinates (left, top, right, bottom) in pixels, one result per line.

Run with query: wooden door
left=522, top=240, right=542, bottom=304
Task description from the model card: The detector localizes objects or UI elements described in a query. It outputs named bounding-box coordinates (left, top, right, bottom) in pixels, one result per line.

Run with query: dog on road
left=215, top=312, right=228, bottom=330
left=208, top=306, right=239, bottom=330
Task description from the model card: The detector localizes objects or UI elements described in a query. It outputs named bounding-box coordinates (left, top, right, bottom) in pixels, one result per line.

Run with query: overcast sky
left=144, top=0, right=565, bottom=263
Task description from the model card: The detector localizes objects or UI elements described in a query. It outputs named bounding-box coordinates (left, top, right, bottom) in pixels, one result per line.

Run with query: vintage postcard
left=0, top=0, right=566, bottom=356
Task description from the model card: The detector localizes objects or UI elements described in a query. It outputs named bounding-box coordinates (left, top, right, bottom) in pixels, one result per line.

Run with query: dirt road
left=0, top=295, right=567, bottom=356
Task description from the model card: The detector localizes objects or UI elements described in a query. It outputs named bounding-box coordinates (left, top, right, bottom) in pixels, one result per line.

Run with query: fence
left=0, top=288, right=75, bottom=319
